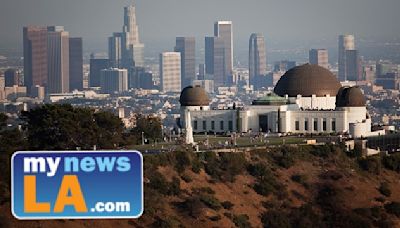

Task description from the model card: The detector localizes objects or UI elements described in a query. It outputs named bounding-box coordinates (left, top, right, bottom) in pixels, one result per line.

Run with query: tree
left=21, top=104, right=124, bottom=150
left=0, top=113, right=26, bottom=154
left=131, top=114, right=162, bottom=143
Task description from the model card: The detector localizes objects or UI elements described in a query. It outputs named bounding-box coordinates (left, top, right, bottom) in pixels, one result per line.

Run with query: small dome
left=336, top=86, right=366, bottom=107
left=179, top=86, right=210, bottom=106
left=274, top=64, right=341, bottom=97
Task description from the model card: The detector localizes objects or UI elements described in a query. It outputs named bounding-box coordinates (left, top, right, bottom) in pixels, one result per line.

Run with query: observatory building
left=179, top=64, right=384, bottom=138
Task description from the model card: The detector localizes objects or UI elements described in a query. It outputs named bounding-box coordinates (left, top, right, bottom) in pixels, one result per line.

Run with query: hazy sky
left=1, top=0, right=400, bottom=52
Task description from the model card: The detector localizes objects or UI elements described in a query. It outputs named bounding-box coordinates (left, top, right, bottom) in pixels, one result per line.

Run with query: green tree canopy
left=131, top=114, right=162, bottom=143
left=21, top=104, right=124, bottom=150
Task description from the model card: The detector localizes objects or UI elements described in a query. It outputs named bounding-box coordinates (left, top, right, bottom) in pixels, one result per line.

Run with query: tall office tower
left=23, top=26, right=48, bottom=94
left=122, top=5, right=144, bottom=67
left=128, top=66, right=154, bottom=89
left=214, top=21, right=233, bottom=79
left=345, top=50, right=361, bottom=81
left=205, top=36, right=225, bottom=87
left=376, top=61, right=393, bottom=77
left=338, top=35, right=355, bottom=81
left=89, top=59, right=110, bottom=87
left=100, top=68, right=128, bottom=94
left=198, top=63, right=205, bottom=80
left=174, top=37, right=196, bottom=89
left=376, top=72, right=399, bottom=90
left=309, top=49, right=329, bottom=69
left=47, top=26, right=69, bottom=93
left=4, top=69, right=21, bottom=87
left=273, top=60, right=296, bottom=72
left=108, top=33, right=123, bottom=68
left=160, top=52, right=181, bottom=93
left=249, top=33, right=267, bottom=89
left=69, top=37, right=83, bottom=91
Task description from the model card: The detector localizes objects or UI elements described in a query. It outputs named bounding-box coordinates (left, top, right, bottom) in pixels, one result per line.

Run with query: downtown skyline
left=0, top=1, right=400, bottom=57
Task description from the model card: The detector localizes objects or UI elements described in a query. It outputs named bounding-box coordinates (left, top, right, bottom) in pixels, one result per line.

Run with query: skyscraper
left=128, top=66, right=154, bottom=89
left=69, top=37, right=83, bottom=91
left=160, top=52, right=181, bottom=93
left=274, top=60, right=296, bottom=72
left=345, top=50, right=361, bottom=81
left=100, top=68, right=128, bottom=94
left=23, top=26, right=48, bottom=94
left=338, top=35, right=355, bottom=81
left=174, top=37, right=196, bottom=89
left=122, top=5, right=144, bottom=67
left=4, top=69, right=21, bottom=87
left=108, top=33, right=123, bottom=68
left=47, top=26, right=69, bottom=93
left=205, top=36, right=225, bottom=87
left=214, top=21, right=233, bottom=80
left=198, top=63, right=205, bottom=80
left=89, top=58, right=110, bottom=87
left=309, top=49, right=328, bottom=69
left=249, top=33, right=267, bottom=89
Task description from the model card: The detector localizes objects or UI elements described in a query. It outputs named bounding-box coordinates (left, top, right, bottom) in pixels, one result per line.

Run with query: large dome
left=179, top=86, right=210, bottom=106
left=274, top=64, right=341, bottom=97
left=336, top=86, right=366, bottom=107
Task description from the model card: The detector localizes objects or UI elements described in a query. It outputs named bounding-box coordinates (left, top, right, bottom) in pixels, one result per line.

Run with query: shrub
left=193, top=187, right=215, bottom=195
left=203, top=152, right=247, bottom=182
left=358, top=156, right=381, bottom=174
left=379, top=182, right=391, bottom=197
left=382, top=154, right=400, bottom=172
left=253, top=180, right=275, bottom=196
left=209, top=215, right=221, bottom=221
left=232, top=214, right=252, bottom=228
left=148, top=172, right=181, bottom=196
left=169, top=177, right=181, bottom=196
left=291, top=174, right=308, bottom=187
left=219, top=153, right=247, bottom=181
left=273, top=146, right=296, bottom=168
left=182, top=197, right=204, bottom=217
left=221, top=201, right=234, bottom=210
left=247, top=162, right=272, bottom=180
left=191, top=156, right=202, bottom=173
left=181, top=173, right=192, bottom=183
left=152, top=216, right=181, bottom=228
left=148, top=171, right=170, bottom=194
left=310, top=144, right=336, bottom=158
left=385, top=202, right=400, bottom=217
left=261, top=210, right=290, bottom=228
left=174, top=151, right=191, bottom=173
left=199, top=194, right=222, bottom=210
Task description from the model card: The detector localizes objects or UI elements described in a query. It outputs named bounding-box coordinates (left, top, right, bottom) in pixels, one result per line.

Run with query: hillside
left=1, top=144, right=400, bottom=227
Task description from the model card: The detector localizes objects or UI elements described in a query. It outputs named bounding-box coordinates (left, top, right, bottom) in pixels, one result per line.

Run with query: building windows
left=313, top=119, right=318, bottom=131
left=194, top=120, right=198, bottom=130
left=211, top=121, right=215, bottom=130
left=323, top=118, right=327, bottom=131
left=295, top=120, right=300, bottom=131
left=332, top=118, right=336, bottom=132
left=220, top=121, right=224, bottom=130
left=228, top=120, right=233, bottom=131
left=304, top=119, right=308, bottom=131
left=203, top=121, right=206, bottom=130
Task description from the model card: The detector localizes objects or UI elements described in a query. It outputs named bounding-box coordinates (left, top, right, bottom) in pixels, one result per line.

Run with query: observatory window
left=203, top=121, right=207, bottom=130
left=323, top=118, right=327, bottom=131
left=228, top=121, right=233, bottom=131
left=313, top=119, right=318, bottom=131
left=220, top=121, right=224, bottom=130
left=211, top=121, right=215, bottom=130
left=304, top=119, right=309, bottom=131
left=295, top=120, right=300, bottom=131
left=332, top=119, right=336, bottom=131
left=194, top=121, right=198, bottom=130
